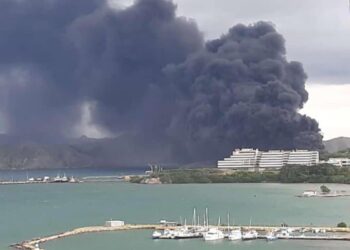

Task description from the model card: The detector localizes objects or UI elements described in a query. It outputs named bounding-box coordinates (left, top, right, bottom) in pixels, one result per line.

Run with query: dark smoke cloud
left=68, top=0, right=203, bottom=133
left=164, top=22, right=323, bottom=160
left=0, top=0, right=102, bottom=139
left=0, top=0, right=322, bottom=162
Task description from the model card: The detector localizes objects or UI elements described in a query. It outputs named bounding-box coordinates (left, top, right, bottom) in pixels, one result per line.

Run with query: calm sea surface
left=1, top=169, right=350, bottom=250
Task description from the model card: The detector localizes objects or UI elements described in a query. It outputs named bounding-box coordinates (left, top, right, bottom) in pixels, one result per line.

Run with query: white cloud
left=301, top=83, right=350, bottom=140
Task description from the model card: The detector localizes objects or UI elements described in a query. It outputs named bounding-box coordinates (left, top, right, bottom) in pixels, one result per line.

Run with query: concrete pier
left=10, top=224, right=350, bottom=250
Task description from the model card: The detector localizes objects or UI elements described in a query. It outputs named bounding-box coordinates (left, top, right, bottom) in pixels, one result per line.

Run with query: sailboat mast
left=203, top=213, right=206, bottom=228
left=227, top=212, right=230, bottom=231
left=206, top=208, right=209, bottom=228
left=192, top=208, right=196, bottom=227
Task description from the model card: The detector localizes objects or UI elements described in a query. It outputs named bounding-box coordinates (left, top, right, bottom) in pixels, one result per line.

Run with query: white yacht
left=174, top=228, right=202, bottom=239
left=276, top=230, right=290, bottom=239
left=61, top=173, right=68, bottom=182
left=242, top=230, right=258, bottom=240
left=160, top=229, right=177, bottom=239
left=265, top=232, right=277, bottom=241
left=53, top=173, right=69, bottom=183
left=228, top=228, right=242, bottom=241
left=203, top=228, right=225, bottom=241
left=53, top=174, right=62, bottom=182
left=152, top=231, right=162, bottom=239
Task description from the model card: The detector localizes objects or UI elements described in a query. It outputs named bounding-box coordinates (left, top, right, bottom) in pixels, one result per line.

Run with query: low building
left=217, top=148, right=319, bottom=170
left=327, top=158, right=350, bottom=167
left=159, top=220, right=178, bottom=226
left=105, top=220, right=125, bottom=227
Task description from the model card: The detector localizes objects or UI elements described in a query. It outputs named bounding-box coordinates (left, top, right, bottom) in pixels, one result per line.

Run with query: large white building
left=217, top=148, right=319, bottom=170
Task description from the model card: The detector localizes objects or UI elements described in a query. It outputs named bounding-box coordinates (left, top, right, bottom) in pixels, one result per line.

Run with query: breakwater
left=10, top=224, right=350, bottom=250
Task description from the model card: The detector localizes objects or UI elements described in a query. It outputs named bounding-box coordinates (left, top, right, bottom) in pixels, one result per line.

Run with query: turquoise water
left=45, top=230, right=350, bottom=250
left=1, top=175, right=350, bottom=249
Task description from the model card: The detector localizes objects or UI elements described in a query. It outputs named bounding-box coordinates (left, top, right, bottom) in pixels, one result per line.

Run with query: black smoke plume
left=164, top=22, right=323, bottom=160
left=0, top=0, right=323, bottom=163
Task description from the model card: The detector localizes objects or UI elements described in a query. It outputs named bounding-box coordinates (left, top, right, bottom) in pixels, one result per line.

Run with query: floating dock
left=10, top=224, right=350, bottom=250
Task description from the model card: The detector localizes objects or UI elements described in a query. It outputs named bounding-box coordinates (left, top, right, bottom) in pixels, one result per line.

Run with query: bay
left=1, top=169, right=350, bottom=250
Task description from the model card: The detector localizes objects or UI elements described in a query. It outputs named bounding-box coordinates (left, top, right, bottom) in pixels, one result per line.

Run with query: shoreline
left=4, top=179, right=350, bottom=186
left=11, top=224, right=350, bottom=250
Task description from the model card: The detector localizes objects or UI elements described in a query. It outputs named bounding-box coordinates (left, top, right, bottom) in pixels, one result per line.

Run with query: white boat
left=69, top=176, right=78, bottom=183
left=228, top=228, right=242, bottom=241
left=157, top=229, right=176, bottom=239
left=203, top=228, right=225, bottom=241
left=152, top=231, right=162, bottom=239
left=61, top=173, right=68, bottom=182
left=174, top=228, right=202, bottom=239
left=53, top=173, right=69, bottom=183
left=302, top=190, right=317, bottom=197
left=242, top=230, right=258, bottom=240
left=265, top=232, right=277, bottom=241
left=276, top=230, right=290, bottom=239
left=203, top=215, right=225, bottom=241
left=53, top=174, right=62, bottom=182
left=242, top=217, right=258, bottom=240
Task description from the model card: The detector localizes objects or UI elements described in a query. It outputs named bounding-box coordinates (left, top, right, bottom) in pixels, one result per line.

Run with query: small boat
left=226, top=213, right=242, bottom=241
left=53, top=173, right=69, bottom=183
left=266, top=232, right=278, bottom=241
left=173, top=229, right=202, bottom=239
left=160, top=229, right=177, bottom=239
left=152, top=231, right=162, bottom=239
left=298, top=190, right=317, bottom=197
left=228, top=228, right=242, bottom=241
left=53, top=174, right=62, bottom=182
left=61, top=173, right=68, bottom=182
left=69, top=176, right=78, bottom=183
left=276, top=230, right=290, bottom=239
left=242, top=230, right=258, bottom=240
left=202, top=209, right=224, bottom=241
left=242, top=217, right=258, bottom=241
left=203, top=228, right=225, bottom=241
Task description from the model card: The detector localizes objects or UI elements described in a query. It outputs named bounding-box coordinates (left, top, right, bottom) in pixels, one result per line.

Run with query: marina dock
left=10, top=224, right=350, bottom=250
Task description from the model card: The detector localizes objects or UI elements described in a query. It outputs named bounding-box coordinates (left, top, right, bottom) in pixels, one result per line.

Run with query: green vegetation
left=131, top=163, right=350, bottom=184
left=337, top=222, right=347, bottom=228
left=153, top=168, right=279, bottom=184
left=129, top=176, right=144, bottom=183
left=320, top=185, right=331, bottom=194
left=279, top=164, right=350, bottom=183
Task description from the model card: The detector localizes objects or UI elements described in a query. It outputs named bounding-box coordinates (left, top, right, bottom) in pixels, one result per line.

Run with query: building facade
left=217, top=148, right=319, bottom=170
